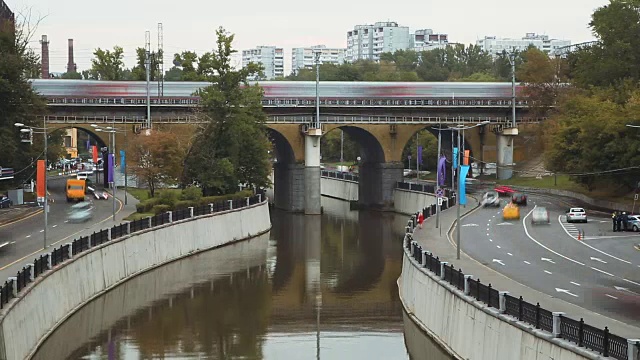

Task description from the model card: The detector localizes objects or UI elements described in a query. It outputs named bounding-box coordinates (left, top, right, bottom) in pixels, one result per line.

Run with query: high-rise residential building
left=346, top=21, right=410, bottom=62
left=242, top=46, right=284, bottom=80
left=291, top=45, right=346, bottom=74
left=411, top=29, right=450, bottom=52
left=476, top=33, right=571, bottom=56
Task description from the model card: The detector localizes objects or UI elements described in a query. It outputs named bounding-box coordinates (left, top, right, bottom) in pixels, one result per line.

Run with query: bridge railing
left=321, top=170, right=359, bottom=182
left=403, top=207, right=638, bottom=360
left=0, top=189, right=266, bottom=312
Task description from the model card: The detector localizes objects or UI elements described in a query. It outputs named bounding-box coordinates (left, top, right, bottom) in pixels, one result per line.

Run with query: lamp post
left=314, top=50, right=321, bottom=130
left=508, top=52, right=517, bottom=128
left=449, top=121, right=490, bottom=259
left=431, top=124, right=444, bottom=229
left=93, top=124, right=128, bottom=206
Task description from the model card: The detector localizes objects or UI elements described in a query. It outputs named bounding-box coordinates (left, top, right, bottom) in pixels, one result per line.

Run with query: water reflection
left=33, top=197, right=451, bottom=359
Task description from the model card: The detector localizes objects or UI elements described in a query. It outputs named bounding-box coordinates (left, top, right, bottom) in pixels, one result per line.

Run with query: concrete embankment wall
left=0, top=201, right=271, bottom=360
left=393, top=189, right=437, bottom=215
left=400, top=254, right=596, bottom=360
left=320, top=176, right=358, bottom=202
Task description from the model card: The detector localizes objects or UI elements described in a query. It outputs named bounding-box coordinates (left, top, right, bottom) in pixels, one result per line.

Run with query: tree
left=87, top=46, right=127, bottom=80
left=320, top=129, right=359, bottom=163
left=131, top=47, right=161, bottom=81
left=60, top=71, right=82, bottom=79
left=518, top=47, right=558, bottom=116
left=129, top=130, right=186, bottom=197
left=402, top=131, right=438, bottom=170
left=183, top=27, right=271, bottom=195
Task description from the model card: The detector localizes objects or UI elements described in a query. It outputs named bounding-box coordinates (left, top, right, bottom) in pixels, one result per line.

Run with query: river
left=33, top=197, right=453, bottom=360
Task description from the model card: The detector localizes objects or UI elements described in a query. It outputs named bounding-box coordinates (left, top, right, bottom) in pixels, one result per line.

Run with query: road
left=0, top=176, right=123, bottom=277
left=460, top=193, right=640, bottom=328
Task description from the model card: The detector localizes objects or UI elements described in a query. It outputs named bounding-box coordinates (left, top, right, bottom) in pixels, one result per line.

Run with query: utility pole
left=340, top=130, right=344, bottom=163
left=314, top=50, right=320, bottom=129
left=435, top=125, right=442, bottom=229
left=509, top=52, right=517, bottom=128
left=43, top=119, right=48, bottom=249
left=416, top=131, right=420, bottom=180
left=145, top=30, right=152, bottom=130
left=157, top=23, right=164, bottom=97
left=456, top=128, right=461, bottom=260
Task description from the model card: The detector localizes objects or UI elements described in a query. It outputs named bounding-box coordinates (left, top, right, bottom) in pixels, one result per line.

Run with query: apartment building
left=476, top=33, right=571, bottom=56
left=411, top=29, right=450, bottom=51
left=291, top=45, right=346, bottom=74
left=241, top=46, right=284, bottom=79
left=346, top=21, right=410, bottom=62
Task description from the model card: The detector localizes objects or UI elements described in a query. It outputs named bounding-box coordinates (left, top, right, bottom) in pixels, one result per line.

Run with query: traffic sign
left=436, top=188, right=444, bottom=198
left=437, top=198, right=443, bottom=206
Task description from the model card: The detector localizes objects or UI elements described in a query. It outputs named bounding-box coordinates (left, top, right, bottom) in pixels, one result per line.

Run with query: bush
left=198, top=190, right=254, bottom=206
left=151, top=204, right=171, bottom=215
left=180, top=186, right=203, bottom=201
left=157, top=190, right=180, bottom=208
left=174, top=200, right=197, bottom=210
left=137, top=197, right=161, bottom=213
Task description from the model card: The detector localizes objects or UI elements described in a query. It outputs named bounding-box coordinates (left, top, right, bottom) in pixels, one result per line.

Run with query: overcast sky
left=6, top=0, right=607, bottom=75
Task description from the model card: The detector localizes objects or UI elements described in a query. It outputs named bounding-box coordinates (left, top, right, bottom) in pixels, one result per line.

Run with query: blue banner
left=459, top=165, right=470, bottom=205
left=120, top=150, right=126, bottom=174
left=86, top=139, right=91, bottom=150
left=453, top=148, right=459, bottom=169
left=437, top=156, right=446, bottom=187
left=108, top=154, right=114, bottom=183
left=417, top=146, right=423, bottom=165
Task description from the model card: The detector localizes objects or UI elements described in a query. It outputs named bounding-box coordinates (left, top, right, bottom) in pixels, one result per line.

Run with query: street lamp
left=93, top=124, right=129, bottom=207
left=508, top=52, right=517, bottom=128
left=449, top=121, right=490, bottom=260
left=313, top=49, right=321, bottom=130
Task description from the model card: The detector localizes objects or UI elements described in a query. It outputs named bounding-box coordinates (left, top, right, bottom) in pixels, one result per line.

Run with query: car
left=67, top=201, right=94, bottom=223
left=512, top=193, right=527, bottom=206
left=495, top=185, right=515, bottom=196
left=503, top=203, right=520, bottom=220
left=531, top=207, right=550, bottom=224
left=0, top=196, right=11, bottom=209
left=566, top=208, right=587, bottom=223
left=624, top=215, right=640, bottom=232
left=481, top=191, right=500, bottom=207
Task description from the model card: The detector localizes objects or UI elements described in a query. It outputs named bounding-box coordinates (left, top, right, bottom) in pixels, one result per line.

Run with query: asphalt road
left=0, top=176, right=120, bottom=275
left=461, top=193, right=640, bottom=328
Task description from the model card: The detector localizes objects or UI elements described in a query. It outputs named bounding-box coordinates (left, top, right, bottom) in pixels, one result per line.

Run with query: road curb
left=0, top=208, right=43, bottom=227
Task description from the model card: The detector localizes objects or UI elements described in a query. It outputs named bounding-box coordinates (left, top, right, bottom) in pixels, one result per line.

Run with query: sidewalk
left=411, top=196, right=640, bottom=339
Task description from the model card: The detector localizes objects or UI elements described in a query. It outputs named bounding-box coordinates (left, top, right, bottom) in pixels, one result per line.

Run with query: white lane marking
left=544, top=270, right=552, bottom=275
left=558, top=215, right=633, bottom=265
left=487, top=233, right=490, bottom=236
left=496, top=245, right=501, bottom=249
left=52, top=224, right=57, bottom=228
left=590, top=257, right=607, bottom=264
left=493, top=259, right=505, bottom=266
left=507, top=252, right=513, bottom=256
left=605, top=294, right=618, bottom=300
left=25, top=235, right=31, bottom=238
left=64, top=220, right=69, bottom=223
left=524, top=261, right=531, bottom=265
left=555, top=288, right=579, bottom=297
left=558, top=215, right=581, bottom=239
left=39, top=230, right=44, bottom=233
left=541, top=257, right=555, bottom=264
left=496, top=222, right=513, bottom=226
left=591, top=267, right=614, bottom=277
left=615, top=286, right=640, bottom=295
left=462, top=224, right=479, bottom=227
left=623, top=278, right=640, bottom=286
left=489, top=239, right=493, bottom=242
left=522, top=207, right=586, bottom=266
left=570, top=281, right=581, bottom=286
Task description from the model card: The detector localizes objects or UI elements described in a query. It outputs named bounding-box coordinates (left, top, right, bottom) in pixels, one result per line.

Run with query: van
left=66, top=179, right=86, bottom=202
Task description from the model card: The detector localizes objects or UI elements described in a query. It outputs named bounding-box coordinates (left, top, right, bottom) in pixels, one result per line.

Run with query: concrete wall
left=320, top=176, right=358, bottom=202
left=393, top=189, right=437, bottom=215
left=0, top=201, right=271, bottom=360
left=400, top=250, right=603, bottom=360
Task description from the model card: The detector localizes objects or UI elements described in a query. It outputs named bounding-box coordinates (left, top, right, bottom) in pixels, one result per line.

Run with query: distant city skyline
left=6, top=0, right=605, bottom=75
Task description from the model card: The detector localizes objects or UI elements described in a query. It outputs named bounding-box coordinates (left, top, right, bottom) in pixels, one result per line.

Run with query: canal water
left=33, top=197, right=453, bottom=360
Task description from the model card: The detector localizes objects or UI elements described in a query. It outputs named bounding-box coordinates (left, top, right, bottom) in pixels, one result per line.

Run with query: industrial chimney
left=40, top=35, right=49, bottom=79
left=66, top=39, right=76, bottom=73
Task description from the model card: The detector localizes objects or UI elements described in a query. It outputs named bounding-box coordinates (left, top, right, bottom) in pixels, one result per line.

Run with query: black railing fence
left=403, top=208, right=638, bottom=360
left=0, top=191, right=266, bottom=312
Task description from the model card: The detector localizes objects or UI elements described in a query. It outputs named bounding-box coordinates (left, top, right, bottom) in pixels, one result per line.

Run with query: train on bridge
left=30, top=79, right=526, bottom=108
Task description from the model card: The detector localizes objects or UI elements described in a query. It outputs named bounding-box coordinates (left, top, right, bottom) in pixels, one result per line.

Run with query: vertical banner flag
left=452, top=148, right=459, bottom=169
left=437, top=156, right=447, bottom=187
left=464, top=150, right=470, bottom=166
left=86, top=139, right=91, bottom=150
left=459, top=165, right=471, bottom=205
left=417, top=146, right=423, bottom=166
left=36, top=160, right=45, bottom=200
left=92, top=146, right=98, bottom=163
left=120, top=150, right=126, bottom=174
left=108, top=154, right=114, bottom=183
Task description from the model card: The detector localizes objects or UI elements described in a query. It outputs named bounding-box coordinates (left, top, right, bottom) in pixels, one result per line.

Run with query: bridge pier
left=304, top=131, right=322, bottom=215
left=273, top=163, right=305, bottom=212
left=496, top=128, right=518, bottom=180
left=359, top=162, right=403, bottom=210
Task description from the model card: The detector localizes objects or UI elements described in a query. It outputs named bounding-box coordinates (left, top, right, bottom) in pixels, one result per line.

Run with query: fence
left=321, top=170, right=359, bottom=182
left=403, top=208, right=638, bottom=360
left=0, top=190, right=266, bottom=312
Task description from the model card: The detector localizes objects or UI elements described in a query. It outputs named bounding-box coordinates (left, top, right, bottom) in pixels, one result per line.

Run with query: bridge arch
left=46, top=124, right=109, bottom=159
left=267, top=127, right=305, bottom=212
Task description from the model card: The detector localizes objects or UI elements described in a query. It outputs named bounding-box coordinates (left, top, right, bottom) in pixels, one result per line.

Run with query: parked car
left=566, top=208, right=587, bottom=223
left=624, top=214, right=640, bottom=232
left=481, top=191, right=500, bottom=207
left=495, top=185, right=515, bottom=196
left=503, top=203, right=520, bottom=220
left=512, top=193, right=528, bottom=206
left=531, top=207, right=550, bottom=225
left=0, top=195, right=11, bottom=209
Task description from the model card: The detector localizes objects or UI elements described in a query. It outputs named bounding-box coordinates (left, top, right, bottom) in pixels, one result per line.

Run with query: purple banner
left=108, top=153, right=114, bottom=183
left=459, top=165, right=470, bottom=205
left=437, top=156, right=446, bottom=187
left=86, top=139, right=91, bottom=150
left=417, top=146, right=423, bottom=165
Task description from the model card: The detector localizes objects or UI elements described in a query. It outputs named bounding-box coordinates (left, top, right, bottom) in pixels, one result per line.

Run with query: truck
left=66, top=179, right=86, bottom=202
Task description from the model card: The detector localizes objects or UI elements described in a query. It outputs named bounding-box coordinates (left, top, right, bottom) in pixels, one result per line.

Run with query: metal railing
left=321, top=170, right=359, bottom=182
left=403, top=207, right=638, bottom=360
left=0, top=190, right=266, bottom=312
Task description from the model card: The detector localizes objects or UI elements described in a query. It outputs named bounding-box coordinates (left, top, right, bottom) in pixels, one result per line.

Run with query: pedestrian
left=622, top=212, right=629, bottom=231
left=617, top=212, right=624, bottom=232
left=612, top=211, right=618, bottom=232
left=418, top=211, right=424, bottom=229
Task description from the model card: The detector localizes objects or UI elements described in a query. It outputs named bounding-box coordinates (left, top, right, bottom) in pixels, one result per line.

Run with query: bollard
left=246, top=197, right=250, bottom=206
left=7, top=278, right=17, bottom=297
left=499, top=291, right=509, bottom=313
left=440, top=262, right=448, bottom=280
left=228, top=200, right=233, bottom=210
left=422, top=251, right=428, bottom=267
left=168, top=211, right=173, bottom=223
left=628, top=339, right=640, bottom=360
left=189, top=206, right=194, bottom=218
left=66, top=243, right=73, bottom=259
left=552, top=312, right=565, bottom=338
left=464, top=275, right=473, bottom=295
left=26, top=264, right=34, bottom=281
left=209, top=204, right=214, bottom=214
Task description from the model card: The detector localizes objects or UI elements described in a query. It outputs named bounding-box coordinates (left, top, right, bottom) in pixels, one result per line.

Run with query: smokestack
left=40, top=35, right=49, bottom=79
left=67, top=39, right=76, bottom=73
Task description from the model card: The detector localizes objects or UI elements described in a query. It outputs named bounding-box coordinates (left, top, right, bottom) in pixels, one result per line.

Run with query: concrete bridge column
left=496, top=128, right=518, bottom=180
left=359, top=162, right=403, bottom=210
left=304, top=130, right=322, bottom=215
left=304, top=215, right=321, bottom=299
left=273, top=162, right=305, bottom=212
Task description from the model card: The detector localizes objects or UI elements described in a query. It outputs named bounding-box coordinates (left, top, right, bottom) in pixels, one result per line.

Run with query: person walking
left=418, top=211, right=425, bottom=229
left=612, top=211, right=618, bottom=232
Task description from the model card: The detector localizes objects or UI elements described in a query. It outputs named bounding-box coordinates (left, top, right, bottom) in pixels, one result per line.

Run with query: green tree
left=87, top=46, right=127, bottom=80
left=518, top=47, right=558, bottom=116
left=402, top=130, right=438, bottom=170
left=183, top=27, right=271, bottom=195
left=320, top=129, right=359, bottom=163
left=60, top=71, right=82, bottom=79
left=131, top=47, right=161, bottom=81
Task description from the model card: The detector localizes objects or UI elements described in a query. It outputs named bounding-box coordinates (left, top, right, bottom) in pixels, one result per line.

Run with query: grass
left=124, top=212, right=154, bottom=221
left=125, top=188, right=182, bottom=202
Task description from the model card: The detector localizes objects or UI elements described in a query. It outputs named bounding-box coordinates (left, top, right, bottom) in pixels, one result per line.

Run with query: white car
left=566, top=208, right=587, bottom=223
left=481, top=191, right=500, bottom=207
